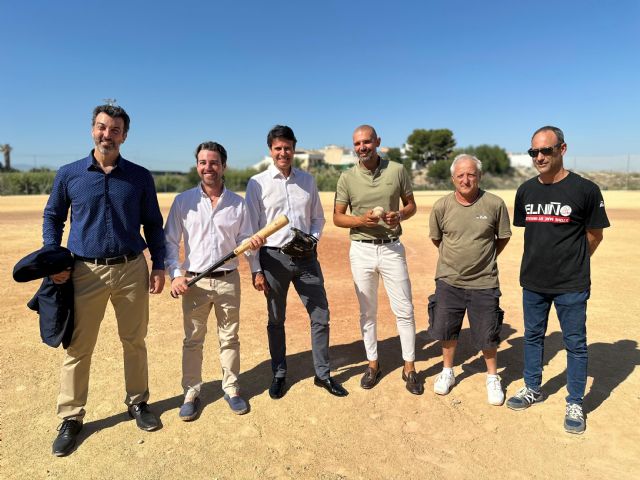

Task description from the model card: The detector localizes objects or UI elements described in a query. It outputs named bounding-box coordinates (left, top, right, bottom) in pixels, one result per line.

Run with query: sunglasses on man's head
left=527, top=143, right=563, bottom=158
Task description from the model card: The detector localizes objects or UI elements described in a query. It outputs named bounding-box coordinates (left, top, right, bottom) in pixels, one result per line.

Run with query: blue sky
left=2, top=0, right=639, bottom=172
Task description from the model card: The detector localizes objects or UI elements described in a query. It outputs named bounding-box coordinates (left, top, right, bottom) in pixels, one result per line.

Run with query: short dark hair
left=194, top=141, right=227, bottom=166
left=92, top=105, right=131, bottom=133
left=532, top=125, right=565, bottom=144
left=267, top=125, right=297, bottom=149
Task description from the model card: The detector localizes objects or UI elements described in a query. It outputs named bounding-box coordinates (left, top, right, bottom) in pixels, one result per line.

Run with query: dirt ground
left=1, top=190, right=639, bottom=479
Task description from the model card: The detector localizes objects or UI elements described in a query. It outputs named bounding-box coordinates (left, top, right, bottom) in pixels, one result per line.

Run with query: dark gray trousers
left=259, top=247, right=330, bottom=380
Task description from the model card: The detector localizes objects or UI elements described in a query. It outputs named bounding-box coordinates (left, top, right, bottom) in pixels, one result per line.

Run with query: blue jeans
left=522, top=288, right=590, bottom=405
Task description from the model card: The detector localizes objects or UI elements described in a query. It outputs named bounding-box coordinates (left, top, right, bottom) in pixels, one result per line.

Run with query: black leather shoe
left=402, top=370, right=424, bottom=395
left=128, top=402, right=160, bottom=431
left=314, top=376, right=348, bottom=397
left=360, top=365, right=382, bottom=389
left=52, top=419, right=82, bottom=457
left=269, top=377, right=286, bottom=399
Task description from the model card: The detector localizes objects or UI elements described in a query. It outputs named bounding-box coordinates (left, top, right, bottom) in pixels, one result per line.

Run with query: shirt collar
left=268, top=162, right=296, bottom=179
left=199, top=183, right=226, bottom=201
left=86, top=149, right=125, bottom=171
left=357, top=155, right=386, bottom=175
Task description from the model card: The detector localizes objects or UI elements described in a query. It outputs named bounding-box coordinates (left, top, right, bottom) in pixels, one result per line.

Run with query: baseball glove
left=281, top=228, right=318, bottom=257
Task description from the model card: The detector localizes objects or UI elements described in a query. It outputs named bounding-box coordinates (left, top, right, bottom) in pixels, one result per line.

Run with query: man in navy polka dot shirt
left=43, top=104, right=166, bottom=456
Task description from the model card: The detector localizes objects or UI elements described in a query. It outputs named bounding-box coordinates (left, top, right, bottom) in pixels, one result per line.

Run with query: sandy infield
left=1, top=190, right=639, bottom=479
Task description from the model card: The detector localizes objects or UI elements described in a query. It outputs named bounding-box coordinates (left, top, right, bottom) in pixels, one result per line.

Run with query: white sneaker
left=486, top=375, right=505, bottom=406
left=434, top=370, right=455, bottom=395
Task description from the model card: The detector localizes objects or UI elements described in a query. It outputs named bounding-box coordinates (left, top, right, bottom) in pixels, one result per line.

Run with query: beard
left=357, top=151, right=377, bottom=163
left=94, top=137, right=117, bottom=155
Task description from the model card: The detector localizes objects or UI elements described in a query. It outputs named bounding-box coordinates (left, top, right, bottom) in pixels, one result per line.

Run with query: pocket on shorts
left=427, top=294, right=436, bottom=333
left=492, top=306, right=505, bottom=345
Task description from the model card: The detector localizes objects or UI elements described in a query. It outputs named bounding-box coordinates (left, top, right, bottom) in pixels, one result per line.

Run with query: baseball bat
left=170, top=214, right=289, bottom=298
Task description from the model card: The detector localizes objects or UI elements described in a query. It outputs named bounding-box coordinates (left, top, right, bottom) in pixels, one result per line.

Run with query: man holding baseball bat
left=245, top=125, right=348, bottom=399
left=165, top=141, right=264, bottom=420
left=333, top=125, right=422, bottom=395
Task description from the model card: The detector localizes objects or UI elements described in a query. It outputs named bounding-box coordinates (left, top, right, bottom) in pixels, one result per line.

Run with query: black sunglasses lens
left=528, top=146, right=555, bottom=157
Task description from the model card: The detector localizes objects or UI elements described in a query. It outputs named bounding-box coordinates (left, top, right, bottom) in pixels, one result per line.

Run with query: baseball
left=372, top=206, right=385, bottom=217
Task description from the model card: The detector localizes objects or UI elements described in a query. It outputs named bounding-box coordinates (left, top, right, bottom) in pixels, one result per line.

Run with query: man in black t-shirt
left=506, top=126, right=610, bottom=435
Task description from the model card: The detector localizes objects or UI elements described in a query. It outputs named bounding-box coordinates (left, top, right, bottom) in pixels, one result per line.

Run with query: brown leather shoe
left=402, top=370, right=424, bottom=395
left=360, top=365, right=382, bottom=389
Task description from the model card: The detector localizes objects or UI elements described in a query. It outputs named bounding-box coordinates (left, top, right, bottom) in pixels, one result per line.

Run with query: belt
left=75, top=253, right=139, bottom=265
left=263, top=246, right=313, bottom=258
left=187, top=269, right=236, bottom=279
left=355, top=238, right=398, bottom=245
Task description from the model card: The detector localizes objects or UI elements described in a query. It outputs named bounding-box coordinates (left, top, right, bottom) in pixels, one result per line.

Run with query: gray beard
left=358, top=151, right=376, bottom=163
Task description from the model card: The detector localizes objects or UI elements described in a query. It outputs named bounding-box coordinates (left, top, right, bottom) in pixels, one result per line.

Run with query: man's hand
left=252, top=271, right=270, bottom=294
left=149, top=269, right=165, bottom=294
left=247, top=234, right=265, bottom=251
left=170, top=276, right=189, bottom=297
left=50, top=268, right=71, bottom=284
left=383, top=211, right=402, bottom=228
left=361, top=210, right=382, bottom=228
left=586, top=228, right=604, bottom=256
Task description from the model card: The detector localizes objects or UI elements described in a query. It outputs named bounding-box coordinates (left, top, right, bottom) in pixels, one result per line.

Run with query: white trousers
left=349, top=240, right=416, bottom=362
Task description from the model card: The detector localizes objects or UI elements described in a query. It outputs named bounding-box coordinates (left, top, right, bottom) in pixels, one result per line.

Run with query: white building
left=252, top=146, right=355, bottom=171
left=252, top=149, right=324, bottom=171
left=508, top=152, right=533, bottom=169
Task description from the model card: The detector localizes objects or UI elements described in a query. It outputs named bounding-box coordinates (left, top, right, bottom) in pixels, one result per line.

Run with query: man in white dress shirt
left=245, top=125, right=348, bottom=399
left=165, top=141, right=263, bottom=420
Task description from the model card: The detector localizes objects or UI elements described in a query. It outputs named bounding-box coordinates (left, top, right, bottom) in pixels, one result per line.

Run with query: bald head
left=353, top=124, right=378, bottom=140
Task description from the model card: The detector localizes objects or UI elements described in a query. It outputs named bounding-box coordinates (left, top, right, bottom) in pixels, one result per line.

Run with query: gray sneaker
left=506, top=386, right=544, bottom=411
left=564, top=403, right=585, bottom=434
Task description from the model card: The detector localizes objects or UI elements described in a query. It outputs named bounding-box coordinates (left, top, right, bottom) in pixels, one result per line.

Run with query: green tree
left=453, top=145, right=511, bottom=175
left=385, top=147, right=403, bottom=164
left=0, top=171, right=56, bottom=194
left=186, top=166, right=200, bottom=187
left=427, top=158, right=453, bottom=180
left=384, top=147, right=412, bottom=172
left=224, top=168, right=260, bottom=191
left=407, top=129, right=456, bottom=167
left=153, top=173, right=190, bottom=193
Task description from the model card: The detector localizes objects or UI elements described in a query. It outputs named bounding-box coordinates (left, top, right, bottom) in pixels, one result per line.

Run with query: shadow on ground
left=73, top=332, right=639, bottom=447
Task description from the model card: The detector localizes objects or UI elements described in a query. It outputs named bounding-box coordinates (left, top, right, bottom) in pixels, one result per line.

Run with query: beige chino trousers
left=57, top=255, right=150, bottom=420
left=181, top=270, right=241, bottom=398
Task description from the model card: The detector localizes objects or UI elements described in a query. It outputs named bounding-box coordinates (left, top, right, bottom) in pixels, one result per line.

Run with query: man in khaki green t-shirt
left=333, top=125, right=422, bottom=395
left=428, top=154, right=511, bottom=405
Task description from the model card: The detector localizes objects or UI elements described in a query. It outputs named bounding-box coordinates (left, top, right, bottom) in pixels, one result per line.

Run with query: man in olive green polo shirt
left=428, top=154, right=511, bottom=405
left=333, top=125, right=422, bottom=395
